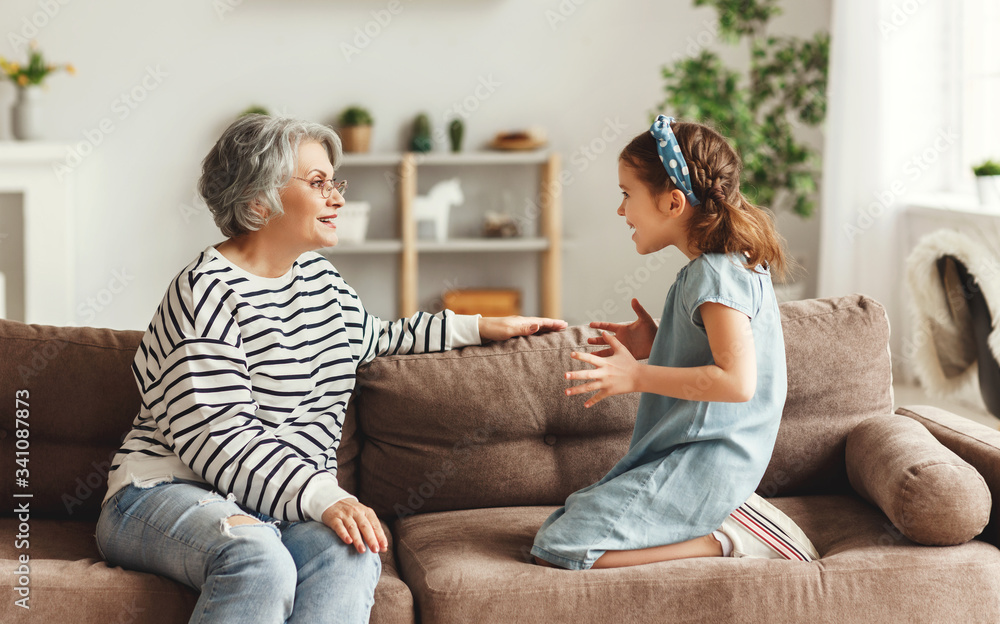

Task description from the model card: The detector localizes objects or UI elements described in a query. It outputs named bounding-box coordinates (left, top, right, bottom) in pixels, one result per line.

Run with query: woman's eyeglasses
left=292, top=176, right=347, bottom=198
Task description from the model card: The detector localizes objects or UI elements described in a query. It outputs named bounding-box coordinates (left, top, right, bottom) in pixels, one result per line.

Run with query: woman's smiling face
left=274, top=140, right=344, bottom=251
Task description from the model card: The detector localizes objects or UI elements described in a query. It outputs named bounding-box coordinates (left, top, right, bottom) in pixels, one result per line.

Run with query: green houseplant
left=338, top=105, right=373, bottom=153
left=410, top=113, right=433, bottom=153
left=973, top=160, right=1000, bottom=177
left=449, top=118, right=465, bottom=153
left=973, top=159, right=1000, bottom=206
left=655, top=0, right=829, bottom=217
left=239, top=105, right=269, bottom=118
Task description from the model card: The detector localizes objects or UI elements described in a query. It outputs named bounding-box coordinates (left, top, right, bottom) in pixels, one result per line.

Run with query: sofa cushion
left=846, top=414, right=991, bottom=545
left=337, top=397, right=363, bottom=497
left=757, top=295, right=894, bottom=496
left=355, top=325, right=638, bottom=520
left=0, top=517, right=413, bottom=624
left=0, top=321, right=144, bottom=520
left=392, top=495, right=1000, bottom=623
left=897, top=404, right=1000, bottom=548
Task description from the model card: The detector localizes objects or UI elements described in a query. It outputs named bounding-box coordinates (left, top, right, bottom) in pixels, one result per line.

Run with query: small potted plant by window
left=338, top=105, right=373, bottom=153
left=973, top=159, right=1000, bottom=207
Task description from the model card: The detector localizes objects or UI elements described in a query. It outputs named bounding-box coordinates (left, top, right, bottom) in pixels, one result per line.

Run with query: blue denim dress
left=532, top=252, right=787, bottom=570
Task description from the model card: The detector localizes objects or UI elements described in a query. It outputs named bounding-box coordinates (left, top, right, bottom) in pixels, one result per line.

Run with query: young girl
left=530, top=116, right=819, bottom=570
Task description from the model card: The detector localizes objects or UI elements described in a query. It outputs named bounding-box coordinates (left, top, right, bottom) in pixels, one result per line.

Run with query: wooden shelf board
left=416, top=237, right=549, bottom=253
left=340, top=151, right=551, bottom=167
left=321, top=240, right=404, bottom=254
left=414, top=151, right=552, bottom=165
left=339, top=153, right=403, bottom=167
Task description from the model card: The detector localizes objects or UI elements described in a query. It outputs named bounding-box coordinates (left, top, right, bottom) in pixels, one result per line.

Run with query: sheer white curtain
left=816, top=0, right=886, bottom=302
left=817, top=0, right=955, bottom=359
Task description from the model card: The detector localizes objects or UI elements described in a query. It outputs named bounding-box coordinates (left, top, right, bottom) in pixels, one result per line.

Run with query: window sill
left=903, top=192, right=1000, bottom=217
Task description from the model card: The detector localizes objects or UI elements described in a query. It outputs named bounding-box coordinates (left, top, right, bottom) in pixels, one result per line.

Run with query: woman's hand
left=587, top=298, right=657, bottom=360
left=321, top=499, right=388, bottom=555
left=564, top=331, right=640, bottom=408
left=478, top=316, right=568, bottom=342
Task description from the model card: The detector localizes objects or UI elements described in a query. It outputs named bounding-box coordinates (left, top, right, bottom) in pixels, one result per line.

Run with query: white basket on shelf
left=336, top=201, right=371, bottom=244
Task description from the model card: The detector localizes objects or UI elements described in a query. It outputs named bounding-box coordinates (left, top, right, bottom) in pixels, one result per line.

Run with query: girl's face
left=617, top=159, right=687, bottom=255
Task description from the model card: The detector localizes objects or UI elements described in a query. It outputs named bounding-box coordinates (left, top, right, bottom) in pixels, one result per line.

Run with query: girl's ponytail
left=620, top=120, right=791, bottom=282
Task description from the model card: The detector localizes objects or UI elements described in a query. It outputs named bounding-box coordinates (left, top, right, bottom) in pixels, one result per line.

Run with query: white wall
left=0, top=0, right=830, bottom=330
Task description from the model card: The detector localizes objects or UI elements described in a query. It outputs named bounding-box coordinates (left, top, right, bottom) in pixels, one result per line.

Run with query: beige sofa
left=2, top=294, right=1000, bottom=623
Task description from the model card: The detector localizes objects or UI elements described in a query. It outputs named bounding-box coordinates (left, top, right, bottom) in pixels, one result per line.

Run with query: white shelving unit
left=326, top=150, right=562, bottom=319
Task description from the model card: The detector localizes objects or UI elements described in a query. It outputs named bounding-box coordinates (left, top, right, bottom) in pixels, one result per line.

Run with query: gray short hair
left=198, top=114, right=343, bottom=238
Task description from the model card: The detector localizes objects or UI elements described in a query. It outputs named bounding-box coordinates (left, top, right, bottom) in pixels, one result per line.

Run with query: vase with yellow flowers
left=0, top=41, right=75, bottom=140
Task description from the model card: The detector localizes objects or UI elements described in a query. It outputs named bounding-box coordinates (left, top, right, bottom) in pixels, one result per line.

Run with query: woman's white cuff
left=301, top=473, right=358, bottom=521
left=448, top=313, right=482, bottom=348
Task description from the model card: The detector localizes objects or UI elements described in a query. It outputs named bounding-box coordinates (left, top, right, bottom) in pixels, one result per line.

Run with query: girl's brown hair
left=620, top=120, right=791, bottom=282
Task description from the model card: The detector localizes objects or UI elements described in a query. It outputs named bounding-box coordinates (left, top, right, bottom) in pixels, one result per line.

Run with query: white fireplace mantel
left=0, top=142, right=75, bottom=325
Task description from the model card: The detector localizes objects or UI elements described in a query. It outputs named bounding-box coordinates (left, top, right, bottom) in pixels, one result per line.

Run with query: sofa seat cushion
left=0, top=518, right=414, bottom=624
left=393, top=496, right=1000, bottom=623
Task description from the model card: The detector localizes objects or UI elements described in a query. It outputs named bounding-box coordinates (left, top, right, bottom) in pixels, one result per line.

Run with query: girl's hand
left=588, top=298, right=657, bottom=360
left=321, top=499, right=388, bottom=555
left=479, top=316, right=568, bottom=342
left=564, top=331, right=640, bottom=407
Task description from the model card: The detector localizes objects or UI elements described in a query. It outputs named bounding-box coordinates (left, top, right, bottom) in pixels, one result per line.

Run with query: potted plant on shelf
left=337, top=105, right=373, bottom=153
left=410, top=113, right=433, bottom=152
left=448, top=118, right=464, bottom=153
left=973, top=159, right=1000, bottom=207
left=0, top=40, right=75, bottom=140
left=239, top=105, right=269, bottom=118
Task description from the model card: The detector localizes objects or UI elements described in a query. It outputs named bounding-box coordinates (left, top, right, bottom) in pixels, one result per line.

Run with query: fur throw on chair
left=905, top=229, right=1000, bottom=397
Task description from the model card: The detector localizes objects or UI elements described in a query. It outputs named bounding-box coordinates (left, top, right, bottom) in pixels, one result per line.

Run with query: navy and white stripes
left=103, top=244, right=478, bottom=522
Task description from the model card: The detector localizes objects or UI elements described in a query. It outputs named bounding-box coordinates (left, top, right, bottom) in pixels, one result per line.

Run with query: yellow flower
left=66, top=63, right=76, bottom=75
left=17, top=74, right=28, bottom=87
left=10, top=62, right=19, bottom=73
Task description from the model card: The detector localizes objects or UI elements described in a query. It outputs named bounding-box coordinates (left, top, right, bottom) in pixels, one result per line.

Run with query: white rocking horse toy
left=413, top=178, right=464, bottom=241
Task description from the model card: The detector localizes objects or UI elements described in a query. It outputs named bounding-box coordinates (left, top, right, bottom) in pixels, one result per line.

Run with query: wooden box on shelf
left=442, top=288, right=521, bottom=317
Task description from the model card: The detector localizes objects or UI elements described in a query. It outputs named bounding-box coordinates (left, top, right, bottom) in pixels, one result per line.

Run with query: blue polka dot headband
left=650, top=115, right=700, bottom=206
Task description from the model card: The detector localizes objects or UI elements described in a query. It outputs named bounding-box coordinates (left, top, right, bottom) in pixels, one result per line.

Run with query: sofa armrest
left=896, top=405, right=1000, bottom=547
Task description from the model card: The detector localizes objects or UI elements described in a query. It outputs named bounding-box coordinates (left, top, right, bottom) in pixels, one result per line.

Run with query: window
left=956, top=0, right=1000, bottom=193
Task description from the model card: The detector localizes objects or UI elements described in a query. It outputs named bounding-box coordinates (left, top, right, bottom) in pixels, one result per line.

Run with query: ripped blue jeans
left=95, top=478, right=381, bottom=624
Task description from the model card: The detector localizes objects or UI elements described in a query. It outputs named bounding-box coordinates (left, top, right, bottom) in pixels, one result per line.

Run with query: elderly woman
left=95, top=114, right=566, bottom=624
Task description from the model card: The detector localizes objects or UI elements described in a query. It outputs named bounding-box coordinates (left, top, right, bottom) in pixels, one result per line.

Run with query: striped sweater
left=103, top=243, right=481, bottom=522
